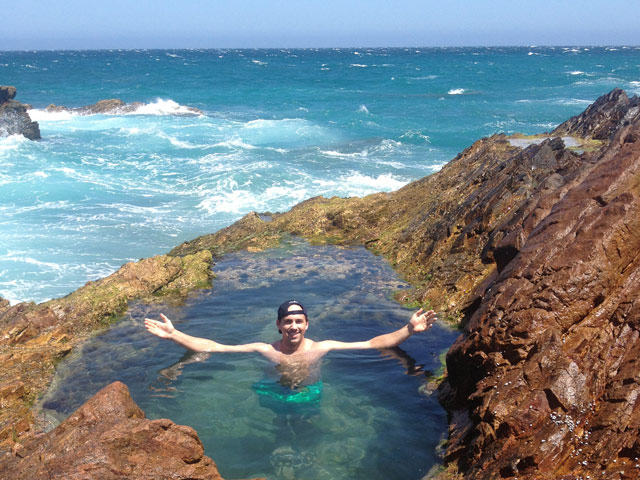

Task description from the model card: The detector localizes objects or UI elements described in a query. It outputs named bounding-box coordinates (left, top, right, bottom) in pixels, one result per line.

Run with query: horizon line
left=1, top=44, right=639, bottom=53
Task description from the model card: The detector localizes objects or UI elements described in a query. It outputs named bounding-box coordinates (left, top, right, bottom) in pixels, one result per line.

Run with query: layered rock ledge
left=0, top=86, right=40, bottom=140
left=1, top=88, right=639, bottom=479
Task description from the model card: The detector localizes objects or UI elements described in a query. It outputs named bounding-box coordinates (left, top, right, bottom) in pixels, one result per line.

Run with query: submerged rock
left=0, top=86, right=40, bottom=140
left=0, top=381, right=225, bottom=479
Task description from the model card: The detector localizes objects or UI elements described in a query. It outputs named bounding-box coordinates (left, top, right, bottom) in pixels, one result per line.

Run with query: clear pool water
left=42, top=242, right=459, bottom=479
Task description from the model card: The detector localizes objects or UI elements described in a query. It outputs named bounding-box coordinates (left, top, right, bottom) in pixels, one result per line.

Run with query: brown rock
left=553, top=87, right=640, bottom=140
left=0, top=381, right=224, bottom=479
left=441, top=116, right=640, bottom=478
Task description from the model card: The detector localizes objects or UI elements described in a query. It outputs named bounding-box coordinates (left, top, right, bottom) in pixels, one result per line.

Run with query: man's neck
left=278, top=337, right=306, bottom=355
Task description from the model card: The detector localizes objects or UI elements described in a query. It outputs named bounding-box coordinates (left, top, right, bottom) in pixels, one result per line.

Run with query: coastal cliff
left=1, top=88, right=639, bottom=479
left=0, top=86, right=40, bottom=140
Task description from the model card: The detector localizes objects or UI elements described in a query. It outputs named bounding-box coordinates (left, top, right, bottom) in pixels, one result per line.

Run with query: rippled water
left=2, top=47, right=640, bottom=303
left=41, top=242, right=460, bottom=479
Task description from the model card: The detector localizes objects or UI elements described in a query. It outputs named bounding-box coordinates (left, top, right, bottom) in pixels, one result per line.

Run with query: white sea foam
left=27, top=109, right=74, bottom=121
left=341, top=172, right=408, bottom=191
left=252, top=59, right=267, bottom=66
left=427, top=162, right=446, bottom=172
left=197, top=189, right=255, bottom=214
left=556, top=98, right=593, bottom=106
left=569, top=71, right=585, bottom=75
left=129, top=98, right=201, bottom=116
left=320, top=149, right=368, bottom=159
left=448, top=88, right=465, bottom=95
left=212, top=137, right=258, bottom=150
left=350, top=64, right=368, bottom=68
left=358, top=105, right=370, bottom=114
left=0, top=134, right=29, bottom=152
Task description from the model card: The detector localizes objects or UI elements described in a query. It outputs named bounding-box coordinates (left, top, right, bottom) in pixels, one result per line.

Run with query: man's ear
left=276, top=319, right=281, bottom=334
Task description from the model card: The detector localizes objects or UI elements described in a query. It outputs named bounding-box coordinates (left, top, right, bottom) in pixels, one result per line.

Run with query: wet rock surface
left=0, top=381, right=227, bottom=479
left=0, top=86, right=40, bottom=140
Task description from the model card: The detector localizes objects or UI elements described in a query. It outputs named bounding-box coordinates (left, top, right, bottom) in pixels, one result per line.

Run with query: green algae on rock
left=0, top=250, right=212, bottom=448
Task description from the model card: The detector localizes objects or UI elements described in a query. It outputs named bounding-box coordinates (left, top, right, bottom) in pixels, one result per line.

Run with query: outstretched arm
left=317, top=308, right=437, bottom=353
left=144, top=314, right=274, bottom=356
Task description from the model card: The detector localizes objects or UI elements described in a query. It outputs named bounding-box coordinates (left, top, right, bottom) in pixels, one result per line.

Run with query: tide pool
left=40, top=242, right=460, bottom=479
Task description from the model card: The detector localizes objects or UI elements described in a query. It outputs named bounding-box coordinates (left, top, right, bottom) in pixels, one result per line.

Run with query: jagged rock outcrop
left=437, top=100, right=640, bottom=479
left=0, top=86, right=40, bottom=140
left=552, top=87, right=640, bottom=140
left=46, top=98, right=203, bottom=115
left=0, top=251, right=213, bottom=448
left=0, top=381, right=225, bottom=479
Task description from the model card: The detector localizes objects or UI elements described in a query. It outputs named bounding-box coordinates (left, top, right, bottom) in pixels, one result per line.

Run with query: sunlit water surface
left=41, top=242, right=459, bottom=479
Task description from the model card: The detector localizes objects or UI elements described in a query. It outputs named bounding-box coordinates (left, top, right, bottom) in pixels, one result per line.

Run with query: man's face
left=277, top=306, right=308, bottom=344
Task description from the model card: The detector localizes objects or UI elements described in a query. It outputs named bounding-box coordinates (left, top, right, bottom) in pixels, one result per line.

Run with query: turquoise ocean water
left=1, top=46, right=640, bottom=303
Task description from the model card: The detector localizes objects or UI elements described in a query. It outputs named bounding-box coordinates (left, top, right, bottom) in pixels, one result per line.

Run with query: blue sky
left=2, top=0, right=638, bottom=50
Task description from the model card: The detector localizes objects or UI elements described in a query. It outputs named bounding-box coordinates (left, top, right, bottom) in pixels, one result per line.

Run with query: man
left=144, top=300, right=437, bottom=376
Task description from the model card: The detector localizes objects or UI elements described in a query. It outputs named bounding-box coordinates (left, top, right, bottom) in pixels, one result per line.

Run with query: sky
left=1, top=0, right=638, bottom=50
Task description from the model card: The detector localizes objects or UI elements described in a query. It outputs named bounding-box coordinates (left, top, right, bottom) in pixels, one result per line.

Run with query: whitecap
left=556, top=98, right=593, bottom=106
left=400, top=130, right=430, bottom=143
left=128, top=98, right=202, bottom=116
left=27, top=108, right=75, bottom=121
left=156, top=132, right=203, bottom=149
left=341, top=172, right=408, bottom=191
left=350, top=64, right=368, bottom=68
left=211, top=137, right=258, bottom=150
left=252, top=59, right=267, bottom=66
left=569, top=71, right=585, bottom=75
left=319, top=149, right=367, bottom=159
left=197, top=189, right=255, bottom=214
left=358, top=105, right=370, bottom=114
left=427, top=162, right=446, bottom=172
left=448, top=88, right=465, bottom=95
left=0, top=134, right=29, bottom=152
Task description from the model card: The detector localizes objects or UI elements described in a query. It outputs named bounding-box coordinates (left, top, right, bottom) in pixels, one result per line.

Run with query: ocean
left=1, top=46, right=640, bottom=304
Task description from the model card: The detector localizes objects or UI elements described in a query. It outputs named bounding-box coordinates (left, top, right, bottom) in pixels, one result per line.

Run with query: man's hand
left=144, top=313, right=176, bottom=339
left=408, top=308, right=437, bottom=334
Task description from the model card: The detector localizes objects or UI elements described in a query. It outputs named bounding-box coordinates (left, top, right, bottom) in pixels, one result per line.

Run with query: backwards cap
left=277, top=300, right=307, bottom=321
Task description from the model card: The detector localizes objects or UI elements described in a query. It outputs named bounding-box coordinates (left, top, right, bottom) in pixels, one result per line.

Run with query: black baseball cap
left=277, top=300, right=307, bottom=321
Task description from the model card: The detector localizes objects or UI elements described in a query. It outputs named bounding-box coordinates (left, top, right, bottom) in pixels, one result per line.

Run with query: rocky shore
left=0, top=86, right=40, bottom=140
left=1, top=88, right=639, bottom=479
left=45, top=98, right=204, bottom=115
